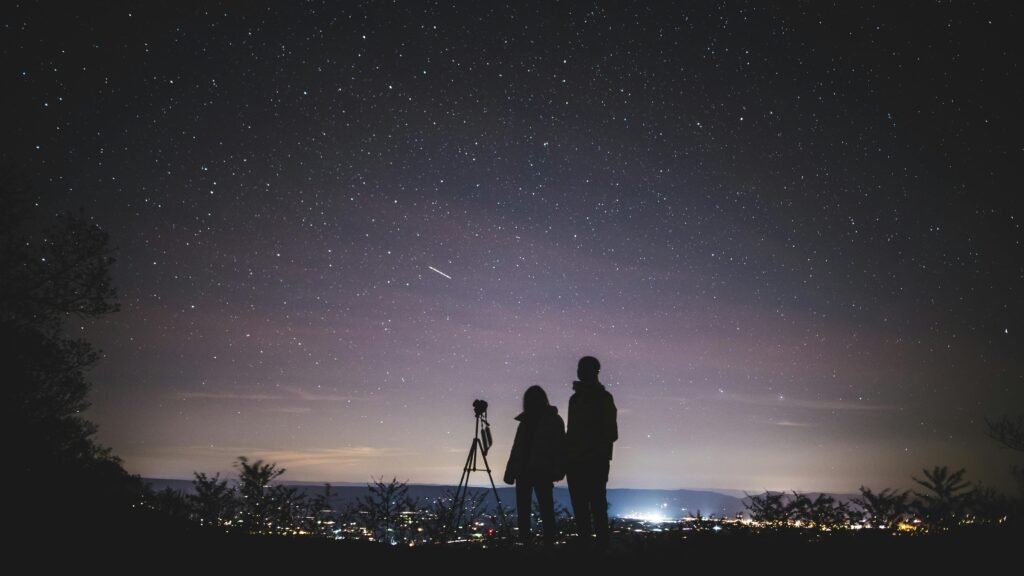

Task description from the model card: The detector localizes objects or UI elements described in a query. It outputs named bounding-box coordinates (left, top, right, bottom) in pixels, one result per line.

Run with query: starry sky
left=5, top=2, right=1022, bottom=493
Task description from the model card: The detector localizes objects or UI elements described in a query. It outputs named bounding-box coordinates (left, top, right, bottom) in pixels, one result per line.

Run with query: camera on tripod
left=472, top=399, right=493, bottom=454
left=450, top=397, right=508, bottom=537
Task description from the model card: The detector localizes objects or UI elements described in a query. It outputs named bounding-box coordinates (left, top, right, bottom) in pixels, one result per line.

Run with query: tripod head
left=472, top=399, right=493, bottom=455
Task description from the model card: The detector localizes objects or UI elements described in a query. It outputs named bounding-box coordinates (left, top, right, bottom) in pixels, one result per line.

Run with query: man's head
left=577, top=355, right=601, bottom=383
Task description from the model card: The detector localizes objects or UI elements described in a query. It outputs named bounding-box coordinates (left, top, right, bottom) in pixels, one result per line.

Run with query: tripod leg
left=448, top=439, right=478, bottom=539
left=477, top=446, right=511, bottom=537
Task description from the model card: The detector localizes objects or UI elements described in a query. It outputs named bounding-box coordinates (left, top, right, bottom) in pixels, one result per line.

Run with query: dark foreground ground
left=25, top=510, right=1021, bottom=572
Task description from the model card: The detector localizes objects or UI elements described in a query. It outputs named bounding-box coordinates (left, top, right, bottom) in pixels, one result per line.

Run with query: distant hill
left=145, top=479, right=751, bottom=519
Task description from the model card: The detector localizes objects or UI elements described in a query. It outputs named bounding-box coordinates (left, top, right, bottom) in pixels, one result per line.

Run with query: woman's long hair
left=522, top=385, right=550, bottom=414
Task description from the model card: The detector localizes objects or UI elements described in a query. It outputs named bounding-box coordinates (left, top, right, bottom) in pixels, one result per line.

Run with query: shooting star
left=428, top=265, right=452, bottom=280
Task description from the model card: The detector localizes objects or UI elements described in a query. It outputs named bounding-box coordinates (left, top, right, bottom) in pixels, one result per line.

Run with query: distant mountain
left=605, top=488, right=747, bottom=518
left=144, top=478, right=750, bottom=519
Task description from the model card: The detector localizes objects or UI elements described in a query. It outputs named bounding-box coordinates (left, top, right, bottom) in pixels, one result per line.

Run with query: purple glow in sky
left=7, top=2, right=1021, bottom=493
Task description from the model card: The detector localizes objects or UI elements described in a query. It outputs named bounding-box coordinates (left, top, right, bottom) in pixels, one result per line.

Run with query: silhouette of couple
left=502, top=356, right=618, bottom=549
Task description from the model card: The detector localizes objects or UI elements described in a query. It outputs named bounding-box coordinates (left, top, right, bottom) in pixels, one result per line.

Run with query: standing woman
left=503, top=385, right=566, bottom=546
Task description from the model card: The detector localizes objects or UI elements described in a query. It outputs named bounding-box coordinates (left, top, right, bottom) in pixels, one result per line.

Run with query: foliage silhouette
left=235, top=456, right=304, bottom=535
left=853, top=487, right=910, bottom=529
left=151, top=487, right=191, bottom=521
left=744, top=491, right=791, bottom=527
left=2, top=178, right=137, bottom=523
left=787, top=492, right=850, bottom=529
left=912, top=466, right=972, bottom=530
left=987, top=415, right=1024, bottom=496
left=968, top=484, right=1014, bottom=526
left=191, top=472, right=238, bottom=528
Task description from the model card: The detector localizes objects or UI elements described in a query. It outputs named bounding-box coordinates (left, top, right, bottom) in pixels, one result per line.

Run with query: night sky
left=5, top=2, right=1022, bottom=493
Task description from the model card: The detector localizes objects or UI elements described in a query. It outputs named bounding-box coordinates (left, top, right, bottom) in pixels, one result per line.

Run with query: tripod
left=450, top=404, right=509, bottom=539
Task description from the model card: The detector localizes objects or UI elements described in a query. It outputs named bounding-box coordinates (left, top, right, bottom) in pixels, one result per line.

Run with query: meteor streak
left=428, top=265, right=452, bottom=279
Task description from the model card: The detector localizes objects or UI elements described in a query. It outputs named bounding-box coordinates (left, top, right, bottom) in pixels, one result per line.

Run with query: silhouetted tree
left=270, top=483, right=304, bottom=534
left=552, top=500, right=573, bottom=539
left=356, top=477, right=417, bottom=544
left=150, top=486, right=191, bottom=521
left=423, top=489, right=456, bottom=543
left=687, top=509, right=716, bottom=531
left=421, top=488, right=487, bottom=543
left=520, top=494, right=567, bottom=543
left=235, top=456, right=304, bottom=535
left=332, top=503, right=360, bottom=539
left=987, top=415, right=1024, bottom=495
left=2, top=179, right=137, bottom=523
left=191, top=472, right=237, bottom=528
left=787, top=492, right=850, bottom=529
left=988, top=415, right=1024, bottom=452
left=853, top=487, right=910, bottom=529
left=912, top=466, right=972, bottom=530
left=484, top=505, right=516, bottom=540
left=303, top=483, right=338, bottom=537
left=968, top=484, right=1012, bottom=526
left=744, top=491, right=791, bottom=527
left=453, top=489, right=487, bottom=540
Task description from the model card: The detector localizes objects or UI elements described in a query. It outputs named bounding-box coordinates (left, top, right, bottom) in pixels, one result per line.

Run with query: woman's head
left=522, top=385, right=550, bottom=413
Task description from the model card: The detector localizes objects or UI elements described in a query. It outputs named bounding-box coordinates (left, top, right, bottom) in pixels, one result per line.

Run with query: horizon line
left=141, top=476, right=867, bottom=495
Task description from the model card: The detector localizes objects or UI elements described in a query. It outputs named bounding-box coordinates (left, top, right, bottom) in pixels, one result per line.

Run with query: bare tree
left=988, top=415, right=1024, bottom=452
left=303, top=483, right=338, bottom=537
left=421, top=488, right=488, bottom=543
left=356, top=477, right=417, bottom=544
left=553, top=500, right=573, bottom=539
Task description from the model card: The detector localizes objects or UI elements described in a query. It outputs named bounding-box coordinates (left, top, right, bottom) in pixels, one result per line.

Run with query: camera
left=473, top=399, right=488, bottom=417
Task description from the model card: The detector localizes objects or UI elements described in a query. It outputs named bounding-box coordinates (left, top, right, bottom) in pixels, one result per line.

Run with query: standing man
left=566, top=355, right=617, bottom=550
